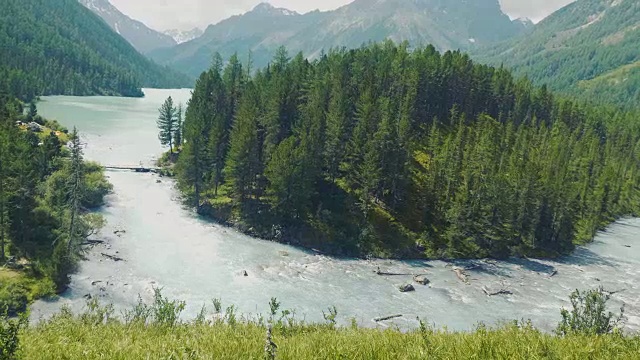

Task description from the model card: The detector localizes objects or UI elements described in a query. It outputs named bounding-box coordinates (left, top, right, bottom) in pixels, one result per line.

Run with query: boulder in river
left=398, top=283, right=415, bottom=293
left=413, top=275, right=430, bottom=285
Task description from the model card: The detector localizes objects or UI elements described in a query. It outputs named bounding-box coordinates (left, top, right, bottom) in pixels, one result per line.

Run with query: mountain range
left=148, top=0, right=531, bottom=78
left=78, top=0, right=178, bottom=54
left=4, top=0, right=636, bottom=108
left=163, top=28, right=204, bottom=44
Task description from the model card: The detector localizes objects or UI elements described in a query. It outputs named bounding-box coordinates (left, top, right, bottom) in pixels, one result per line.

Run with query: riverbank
left=32, top=89, right=639, bottom=335
left=0, top=115, right=112, bottom=316
left=162, top=145, right=609, bottom=260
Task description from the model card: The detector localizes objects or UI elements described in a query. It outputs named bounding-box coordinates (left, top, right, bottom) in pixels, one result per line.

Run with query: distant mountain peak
left=252, top=2, right=274, bottom=11
left=163, top=28, right=203, bottom=44
left=251, top=2, right=299, bottom=16
left=78, top=0, right=176, bottom=53
left=514, top=17, right=534, bottom=29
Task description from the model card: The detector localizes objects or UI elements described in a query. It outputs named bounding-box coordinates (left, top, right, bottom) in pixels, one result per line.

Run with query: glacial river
left=32, top=89, right=639, bottom=332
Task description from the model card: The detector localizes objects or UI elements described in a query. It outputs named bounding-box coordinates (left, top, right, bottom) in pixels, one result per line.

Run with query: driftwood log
left=604, top=289, right=626, bottom=296
left=82, top=239, right=105, bottom=246
left=374, top=314, right=403, bottom=322
left=482, top=286, right=513, bottom=296
left=101, top=253, right=124, bottom=262
left=548, top=270, right=558, bottom=278
left=453, top=268, right=469, bottom=284
left=375, top=267, right=412, bottom=276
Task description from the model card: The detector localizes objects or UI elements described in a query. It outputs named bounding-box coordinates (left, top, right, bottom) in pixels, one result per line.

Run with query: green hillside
left=0, top=0, right=191, bottom=100
left=475, top=0, right=640, bottom=108
left=578, top=61, right=640, bottom=104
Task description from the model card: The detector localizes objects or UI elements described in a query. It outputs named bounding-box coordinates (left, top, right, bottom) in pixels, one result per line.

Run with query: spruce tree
left=27, top=99, right=37, bottom=122
left=157, top=96, right=177, bottom=154
left=174, top=103, right=183, bottom=149
left=177, top=72, right=213, bottom=208
left=265, top=137, right=306, bottom=222
left=0, top=126, right=8, bottom=262
left=66, top=128, right=83, bottom=252
left=225, top=83, right=261, bottom=202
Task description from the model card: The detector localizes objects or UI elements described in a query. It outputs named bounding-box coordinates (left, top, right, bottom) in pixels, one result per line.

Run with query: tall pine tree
left=157, top=96, right=177, bottom=154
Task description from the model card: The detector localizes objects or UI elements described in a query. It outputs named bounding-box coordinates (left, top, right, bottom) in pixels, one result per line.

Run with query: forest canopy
left=0, top=92, right=112, bottom=314
left=173, top=42, right=640, bottom=259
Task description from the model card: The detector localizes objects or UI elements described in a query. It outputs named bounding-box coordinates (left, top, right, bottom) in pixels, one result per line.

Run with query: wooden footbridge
left=103, top=165, right=161, bottom=174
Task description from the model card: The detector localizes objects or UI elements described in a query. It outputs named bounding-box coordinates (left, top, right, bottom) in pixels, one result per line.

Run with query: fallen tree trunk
left=376, top=271, right=413, bottom=276
left=453, top=268, right=469, bottom=284
left=482, top=286, right=513, bottom=296
left=101, top=253, right=124, bottom=262
left=375, top=267, right=413, bottom=276
left=82, top=239, right=105, bottom=246
left=605, top=289, right=626, bottom=296
left=374, top=314, right=403, bottom=322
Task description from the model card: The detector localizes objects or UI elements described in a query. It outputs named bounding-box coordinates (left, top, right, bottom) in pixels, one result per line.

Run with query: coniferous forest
left=0, top=0, right=192, bottom=100
left=0, top=91, right=112, bottom=315
left=174, top=42, right=640, bottom=259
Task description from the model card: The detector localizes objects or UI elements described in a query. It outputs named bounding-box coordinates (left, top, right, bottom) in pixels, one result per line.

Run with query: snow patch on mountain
left=163, top=28, right=204, bottom=44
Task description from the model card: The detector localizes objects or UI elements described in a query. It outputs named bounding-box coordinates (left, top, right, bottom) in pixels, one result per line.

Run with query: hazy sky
left=110, top=0, right=577, bottom=31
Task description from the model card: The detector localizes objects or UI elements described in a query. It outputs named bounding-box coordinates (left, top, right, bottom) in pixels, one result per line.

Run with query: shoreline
left=37, top=171, right=637, bottom=332
left=31, top=90, right=639, bottom=334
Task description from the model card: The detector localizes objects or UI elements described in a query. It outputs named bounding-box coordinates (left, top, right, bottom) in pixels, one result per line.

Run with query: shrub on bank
left=0, top=271, right=55, bottom=317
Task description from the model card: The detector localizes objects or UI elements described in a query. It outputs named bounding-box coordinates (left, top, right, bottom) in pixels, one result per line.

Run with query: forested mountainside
left=172, top=43, right=640, bottom=259
left=0, top=0, right=191, bottom=100
left=475, top=0, right=640, bottom=108
left=79, top=0, right=178, bottom=54
left=150, top=0, right=530, bottom=78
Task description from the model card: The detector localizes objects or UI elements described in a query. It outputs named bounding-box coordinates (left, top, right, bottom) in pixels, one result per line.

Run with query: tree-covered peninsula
left=170, top=42, right=640, bottom=259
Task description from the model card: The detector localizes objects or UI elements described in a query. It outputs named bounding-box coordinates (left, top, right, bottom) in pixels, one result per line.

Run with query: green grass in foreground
left=18, top=318, right=640, bottom=359
left=7, top=289, right=639, bottom=359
